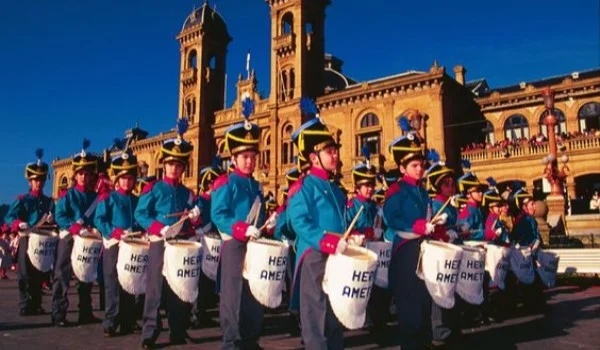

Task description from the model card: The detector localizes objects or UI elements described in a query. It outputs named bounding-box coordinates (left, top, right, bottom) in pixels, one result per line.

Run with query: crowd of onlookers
left=462, top=129, right=600, bottom=153
left=0, top=230, right=18, bottom=279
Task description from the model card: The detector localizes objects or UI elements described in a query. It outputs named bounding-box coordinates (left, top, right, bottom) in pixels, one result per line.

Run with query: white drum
left=417, top=240, right=463, bottom=309
left=537, top=250, right=559, bottom=288
left=201, top=234, right=222, bottom=281
left=162, top=240, right=202, bottom=303
left=27, top=230, right=58, bottom=273
left=117, top=238, right=150, bottom=295
left=485, top=244, right=511, bottom=290
left=509, top=246, right=535, bottom=285
left=71, top=235, right=103, bottom=283
left=243, top=238, right=289, bottom=308
left=323, top=246, right=378, bottom=330
left=456, top=245, right=486, bottom=305
left=366, top=241, right=392, bottom=288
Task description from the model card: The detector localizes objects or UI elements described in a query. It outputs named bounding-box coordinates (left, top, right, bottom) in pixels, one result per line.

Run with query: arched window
left=185, top=158, right=193, bottom=178
left=482, top=120, right=495, bottom=144
left=356, top=113, right=381, bottom=156
left=59, top=176, right=69, bottom=192
left=288, top=69, right=295, bottom=99
left=185, top=97, right=196, bottom=123
left=281, top=124, right=294, bottom=165
left=305, top=22, right=314, bottom=35
left=261, top=132, right=271, bottom=170
left=578, top=102, right=600, bottom=132
left=503, top=114, right=529, bottom=140
left=281, top=13, right=294, bottom=35
left=538, top=108, right=566, bottom=137
left=188, top=50, right=197, bottom=69
left=208, top=55, right=217, bottom=70
left=280, top=70, right=288, bottom=102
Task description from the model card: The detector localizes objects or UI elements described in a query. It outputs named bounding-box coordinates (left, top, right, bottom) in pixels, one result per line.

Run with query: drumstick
left=123, top=231, right=144, bottom=238
left=33, top=213, right=50, bottom=229
left=163, top=211, right=188, bottom=218
left=430, top=195, right=454, bottom=224
left=342, top=205, right=364, bottom=241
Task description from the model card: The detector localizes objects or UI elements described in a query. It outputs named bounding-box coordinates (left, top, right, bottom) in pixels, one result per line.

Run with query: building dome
left=181, top=2, right=229, bottom=36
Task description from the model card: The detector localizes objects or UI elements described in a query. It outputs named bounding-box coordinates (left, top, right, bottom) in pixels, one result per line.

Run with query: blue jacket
left=196, top=193, right=213, bottom=230
left=55, top=185, right=97, bottom=231
left=5, top=191, right=54, bottom=231
left=383, top=177, right=430, bottom=250
left=134, top=178, right=196, bottom=236
left=211, top=169, right=265, bottom=240
left=274, top=203, right=296, bottom=241
left=512, top=213, right=542, bottom=252
left=346, top=195, right=377, bottom=235
left=457, top=201, right=485, bottom=241
left=94, top=190, right=140, bottom=239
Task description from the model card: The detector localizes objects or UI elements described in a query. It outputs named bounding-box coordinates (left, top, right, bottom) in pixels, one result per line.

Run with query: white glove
left=447, top=229, right=459, bottom=242
left=348, top=234, right=365, bottom=247
left=374, top=228, right=383, bottom=240
left=79, top=228, right=92, bottom=236
left=46, top=212, right=54, bottom=224
left=18, top=222, right=29, bottom=231
left=187, top=206, right=201, bottom=221
left=432, top=213, right=448, bottom=226
left=335, top=239, right=348, bottom=255
left=265, top=212, right=278, bottom=231
left=425, top=222, right=435, bottom=235
left=160, top=225, right=178, bottom=239
left=495, top=228, right=503, bottom=237
left=76, top=218, right=84, bottom=225
left=245, top=225, right=261, bottom=239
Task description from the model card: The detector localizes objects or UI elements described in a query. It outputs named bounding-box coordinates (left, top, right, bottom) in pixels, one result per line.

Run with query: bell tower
left=266, top=0, right=329, bottom=109
left=177, top=3, right=231, bottom=166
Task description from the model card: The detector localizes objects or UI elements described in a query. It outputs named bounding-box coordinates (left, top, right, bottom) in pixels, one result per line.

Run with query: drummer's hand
left=425, top=222, right=435, bottom=235
left=46, top=212, right=54, bottom=224
left=432, top=213, right=448, bottom=226
left=374, top=228, right=383, bottom=240
left=495, top=228, right=502, bottom=237
left=78, top=228, right=92, bottom=237
left=447, top=229, right=459, bottom=242
left=245, top=225, right=261, bottom=239
left=335, top=239, right=348, bottom=255
left=111, top=228, right=124, bottom=240
left=18, top=222, right=30, bottom=231
left=348, top=234, right=365, bottom=246
left=187, top=206, right=201, bottom=221
left=160, top=225, right=176, bottom=239
left=265, top=212, right=278, bottom=231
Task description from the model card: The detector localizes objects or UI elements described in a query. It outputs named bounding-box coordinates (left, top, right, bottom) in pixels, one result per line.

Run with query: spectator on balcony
left=590, top=191, right=600, bottom=213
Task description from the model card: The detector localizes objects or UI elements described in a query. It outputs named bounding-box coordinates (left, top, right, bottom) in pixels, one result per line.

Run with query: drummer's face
left=75, top=170, right=91, bottom=187
left=439, top=177, right=456, bottom=197
left=233, top=151, right=257, bottom=175
left=524, top=200, right=536, bottom=215
left=401, top=159, right=424, bottom=180
left=315, top=146, right=339, bottom=171
left=164, top=161, right=184, bottom=179
left=29, top=178, right=44, bottom=192
left=118, top=175, right=136, bottom=193
left=357, top=184, right=374, bottom=199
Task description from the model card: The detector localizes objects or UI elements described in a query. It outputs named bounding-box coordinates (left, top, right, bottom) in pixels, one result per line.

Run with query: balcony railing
left=462, top=135, right=600, bottom=163
left=181, top=68, right=197, bottom=85
left=274, top=33, right=295, bottom=53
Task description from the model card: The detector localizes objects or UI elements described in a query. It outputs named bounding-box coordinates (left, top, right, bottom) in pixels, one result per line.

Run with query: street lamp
left=541, top=87, right=569, bottom=197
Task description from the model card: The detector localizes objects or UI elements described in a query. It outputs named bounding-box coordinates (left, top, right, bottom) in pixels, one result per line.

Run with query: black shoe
left=19, top=309, right=31, bottom=316
left=141, top=338, right=155, bottom=349
left=131, top=322, right=142, bottom=333
left=104, top=327, right=117, bottom=337
left=169, top=337, right=187, bottom=345
left=34, top=307, right=46, bottom=315
left=78, top=314, right=101, bottom=325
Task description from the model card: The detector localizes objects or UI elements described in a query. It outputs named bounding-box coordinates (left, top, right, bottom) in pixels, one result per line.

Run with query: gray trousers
left=17, top=236, right=43, bottom=311
left=142, top=240, right=191, bottom=341
left=389, top=239, right=432, bottom=350
left=103, top=245, right=136, bottom=330
left=299, top=250, right=343, bottom=350
left=51, top=236, right=93, bottom=322
left=219, top=239, right=264, bottom=350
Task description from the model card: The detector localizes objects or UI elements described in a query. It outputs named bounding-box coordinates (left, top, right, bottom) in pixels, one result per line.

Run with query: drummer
left=53, top=139, right=101, bottom=327
left=383, top=114, right=447, bottom=350
left=511, top=187, right=547, bottom=312
left=134, top=118, right=201, bottom=347
left=5, top=149, right=54, bottom=316
left=482, top=178, right=510, bottom=246
left=94, top=143, right=141, bottom=337
left=286, top=98, right=350, bottom=349
left=190, top=157, right=224, bottom=329
left=457, top=159, right=488, bottom=241
left=211, top=98, right=270, bottom=350
left=424, top=149, right=462, bottom=345
left=346, top=145, right=378, bottom=245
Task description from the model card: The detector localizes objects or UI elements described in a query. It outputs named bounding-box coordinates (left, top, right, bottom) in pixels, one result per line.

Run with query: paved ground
left=0, top=271, right=599, bottom=349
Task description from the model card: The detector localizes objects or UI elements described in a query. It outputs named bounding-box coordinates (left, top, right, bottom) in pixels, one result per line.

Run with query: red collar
left=434, top=194, right=449, bottom=202
left=30, top=190, right=42, bottom=198
left=163, top=177, right=180, bottom=186
left=354, top=194, right=370, bottom=202
left=233, top=167, right=252, bottom=178
left=309, top=166, right=330, bottom=180
left=487, top=211, right=499, bottom=220
left=75, top=184, right=88, bottom=193
left=199, top=192, right=211, bottom=200
left=116, top=188, right=131, bottom=196
left=401, top=175, right=420, bottom=187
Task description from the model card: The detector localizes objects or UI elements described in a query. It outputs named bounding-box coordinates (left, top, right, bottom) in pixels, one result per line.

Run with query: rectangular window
left=357, top=132, right=381, bottom=156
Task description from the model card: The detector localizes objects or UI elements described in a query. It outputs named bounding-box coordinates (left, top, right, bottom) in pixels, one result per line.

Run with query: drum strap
left=395, top=230, right=421, bottom=240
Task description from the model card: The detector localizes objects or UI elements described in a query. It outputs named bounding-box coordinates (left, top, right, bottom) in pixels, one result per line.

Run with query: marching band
left=5, top=98, right=559, bottom=350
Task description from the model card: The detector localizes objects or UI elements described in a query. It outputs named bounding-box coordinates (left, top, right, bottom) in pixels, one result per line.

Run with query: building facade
left=52, top=1, right=481, bottom=198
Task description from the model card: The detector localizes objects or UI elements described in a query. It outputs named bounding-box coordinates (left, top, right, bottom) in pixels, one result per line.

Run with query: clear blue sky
left=0, top=0, right=598, bottom=204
